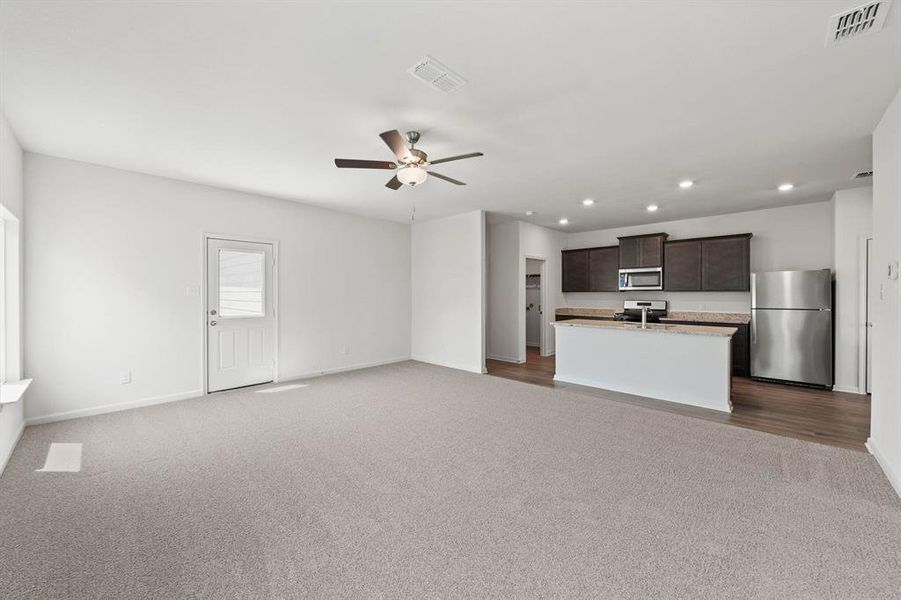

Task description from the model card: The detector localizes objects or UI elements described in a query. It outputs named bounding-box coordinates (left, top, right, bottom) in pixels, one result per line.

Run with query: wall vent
left=826, top=1, right=892, bottom=46
left=408, top=56, right=467, bottom=93
left=853, top=170, right=874, bottom=179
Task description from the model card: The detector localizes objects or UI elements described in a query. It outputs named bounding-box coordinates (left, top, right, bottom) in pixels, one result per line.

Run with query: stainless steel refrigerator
left=750, top=269, right=833, bottom=388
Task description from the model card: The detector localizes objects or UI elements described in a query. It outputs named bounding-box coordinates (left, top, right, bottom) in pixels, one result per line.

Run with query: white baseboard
left=867, top=437, right=901, bottom=499
left=526, top=342, right=540, bottom=348
left=24, top=357, right=413, bottom=427
left=487, top=354, right=525, bottom=364
left=410, top=355, right=484, bottom=374
left=0, top=420, right=26, bottom=476
left=23, top=357, right=413, bottom=427
left=278, top=356, right=411, bottom=382
left=26, top=389, right=203, bottom=426
left=833, top=384, right=866, bottom=394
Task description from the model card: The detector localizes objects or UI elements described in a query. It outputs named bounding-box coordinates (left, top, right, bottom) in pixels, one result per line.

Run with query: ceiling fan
left=334, top=130, right=483, bottom=189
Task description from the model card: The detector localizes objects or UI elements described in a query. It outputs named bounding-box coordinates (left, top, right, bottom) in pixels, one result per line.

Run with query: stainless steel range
left=614, top=300, right=668, bottom=323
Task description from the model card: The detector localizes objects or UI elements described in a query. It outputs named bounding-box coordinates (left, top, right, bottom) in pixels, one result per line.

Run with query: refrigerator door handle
left=751, top=316, right=756, bottom=346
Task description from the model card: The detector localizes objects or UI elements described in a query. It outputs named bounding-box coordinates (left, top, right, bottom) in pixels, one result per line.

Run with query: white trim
left=857, top=236, right=872, bottom=394
left=278, top=356, right=411, bottom=381
left=487, top=354, right=526, bottom=364
left=23, top=357, right=414, bottom=426
left=832, top=385, right=866, bottom=394
left=523, top=254, right=549, bottom=358
left=0, top=378, right=31, bottom=405
left=867, top=437, right=901, bottom=499
left=202, top=233, right=280, bottom=394
left=25, top=389, right=203, bottom=426
left=0, top=419, right=25, bottom=476
left=0, top=215, right=5, bottom=384
left=408, top=357, right=484, bottom=374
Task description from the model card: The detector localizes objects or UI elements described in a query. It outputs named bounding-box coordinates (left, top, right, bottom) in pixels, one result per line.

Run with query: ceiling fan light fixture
left=396, top=165, right=428, bottom=186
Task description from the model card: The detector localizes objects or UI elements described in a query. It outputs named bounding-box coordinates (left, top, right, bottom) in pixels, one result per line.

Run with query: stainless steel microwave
left=618, top=267, right=663, bottom=291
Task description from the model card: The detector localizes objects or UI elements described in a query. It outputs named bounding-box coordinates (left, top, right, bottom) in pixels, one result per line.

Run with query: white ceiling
left=1, top=1, right=899, bottom=232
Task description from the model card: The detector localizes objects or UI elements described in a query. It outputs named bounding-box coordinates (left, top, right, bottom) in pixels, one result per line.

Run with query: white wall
left=487, top=221, right=520, bottom=362
left=411, top=210, right=485, bottom=373
left=869, top=86, right=901, bottom=498
left=0, top=113, right=25, bottom=473
left=832, top=188, right=873, bottom=393
left=24, top=154, right=411, bottom=422
left=563, top=202, right=835, bottom=312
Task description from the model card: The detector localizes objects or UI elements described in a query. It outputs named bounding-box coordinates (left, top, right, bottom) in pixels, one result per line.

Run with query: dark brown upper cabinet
left=618, top=233, right=667, bottom=269
left=663, top=233, right=752, bottom=292
left=562, top=248, right=590, bottom=292
left=664, top=239, right=702, bottom=291
left=702, top=234, right=752, bottom=291
left=588, top=246, right=619, bottom=291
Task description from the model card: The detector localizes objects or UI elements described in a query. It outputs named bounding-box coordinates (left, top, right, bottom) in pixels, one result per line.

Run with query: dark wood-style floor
left=487, top=346, right=871, bottom=451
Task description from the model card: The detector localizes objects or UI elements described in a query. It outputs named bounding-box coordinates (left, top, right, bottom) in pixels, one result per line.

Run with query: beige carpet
left=1, top=361, right=899, bottom=599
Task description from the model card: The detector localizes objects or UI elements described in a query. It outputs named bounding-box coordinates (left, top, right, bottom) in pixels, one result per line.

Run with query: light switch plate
left=119, top=371, right=132, bottom=384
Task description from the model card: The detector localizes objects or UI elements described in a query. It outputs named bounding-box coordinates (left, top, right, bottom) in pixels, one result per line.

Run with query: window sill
left=0, top=379, right=31, bottom=405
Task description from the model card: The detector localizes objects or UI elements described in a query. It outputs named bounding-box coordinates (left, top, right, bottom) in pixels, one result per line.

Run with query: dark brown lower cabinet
left=664, top=320, right=750, bottom=376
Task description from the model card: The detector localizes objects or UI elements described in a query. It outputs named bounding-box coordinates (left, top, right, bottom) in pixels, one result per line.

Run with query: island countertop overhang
left=553, top=318, right=737, bottom=338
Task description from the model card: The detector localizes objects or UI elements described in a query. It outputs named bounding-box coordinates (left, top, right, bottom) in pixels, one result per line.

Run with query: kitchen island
left=553, top=319, right=737, bottom=412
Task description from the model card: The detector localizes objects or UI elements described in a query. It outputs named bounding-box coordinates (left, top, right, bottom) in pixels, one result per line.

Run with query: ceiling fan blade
left=385, top=175, right=403, bottom=190
left=335, top=158, right=397, bottom=169
left=428, top=152, right=483, bottom=166
left=428, top=171, right=466, bottom=186
left=379, top=130, right=410, bottom=162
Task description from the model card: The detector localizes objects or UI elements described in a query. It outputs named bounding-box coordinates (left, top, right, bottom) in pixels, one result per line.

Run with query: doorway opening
left=203, top=235, right=278, bottom=393
left=524, top=257, right=547, bottom=360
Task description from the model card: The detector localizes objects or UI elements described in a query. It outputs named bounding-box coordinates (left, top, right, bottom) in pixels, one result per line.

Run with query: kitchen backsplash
left=562, top=291, right=751, bottom=313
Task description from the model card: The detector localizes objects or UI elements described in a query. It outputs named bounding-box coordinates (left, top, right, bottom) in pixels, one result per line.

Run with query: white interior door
left=207, top=238, right=275, bottom=392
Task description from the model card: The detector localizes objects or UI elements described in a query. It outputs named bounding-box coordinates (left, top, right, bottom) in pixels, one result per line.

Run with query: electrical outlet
left=185, top=285, right=200, bottom=297
left=119, top=371, right=132, bottom=385
left=340, top=345, right=350, bottom=355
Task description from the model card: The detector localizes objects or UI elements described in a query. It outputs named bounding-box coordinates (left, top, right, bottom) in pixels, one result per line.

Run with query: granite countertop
left=555, top=307, right=618, bottom=318
left=660, top=311, right=751, bottom=324
left=557, top=307, right=750, bottom=324
left=553, top=318, right=738, bottom=338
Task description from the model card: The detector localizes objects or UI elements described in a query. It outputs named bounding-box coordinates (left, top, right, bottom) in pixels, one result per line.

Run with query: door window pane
left=218, top=249, right=264, bottom=317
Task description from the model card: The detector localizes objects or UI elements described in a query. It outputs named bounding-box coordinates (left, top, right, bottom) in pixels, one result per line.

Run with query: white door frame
left=857, top=235, right=872, bottom=394
left=522, top=255, right=549, bottom=359
left=202, top=233, right=279, bottom=394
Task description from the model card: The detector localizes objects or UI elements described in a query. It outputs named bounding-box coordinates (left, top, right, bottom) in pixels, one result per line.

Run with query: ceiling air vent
left=854, top=170, right=874, bottom=179
left=408, top=56, right=467, bottom=93
left=826, top=1, right=892, bottom=46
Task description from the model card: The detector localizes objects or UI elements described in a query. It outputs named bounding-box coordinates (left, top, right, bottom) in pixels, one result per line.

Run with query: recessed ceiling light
left=582, top=198, right=595, bottom=206
left=778, top=183, right=794, bottom=192
left=525, top=210, right=535, bottom=216
left=646, top=205, right=659, bottom=212
left=558, top=218, right=569, bottom=225
left=679, top=180, right=694, bottom=189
